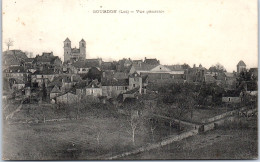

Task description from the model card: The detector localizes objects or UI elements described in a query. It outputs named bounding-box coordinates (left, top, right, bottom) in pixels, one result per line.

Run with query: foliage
left=209, top=63, right=227, bottom=73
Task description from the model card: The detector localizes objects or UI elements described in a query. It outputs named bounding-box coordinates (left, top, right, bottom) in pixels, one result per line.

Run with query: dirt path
left=5, top=104, right=23, bottom=120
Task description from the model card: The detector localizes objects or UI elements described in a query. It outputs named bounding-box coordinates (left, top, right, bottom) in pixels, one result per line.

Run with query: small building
left=86, top=80, right=102, bottom=97
left=222, top=90, right=241, bottom=103
left=101, top=78, right=129, bottom=98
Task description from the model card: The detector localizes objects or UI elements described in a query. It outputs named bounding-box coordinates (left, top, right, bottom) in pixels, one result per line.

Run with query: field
left=121, top=117, right=258, bottom=160
left=3, top=107, right=180, bottom=160
left=157, top=104, right=239, bottom=124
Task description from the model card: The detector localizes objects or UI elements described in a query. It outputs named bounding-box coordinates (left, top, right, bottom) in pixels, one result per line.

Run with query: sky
left=2, top=0, right=258, bottom=72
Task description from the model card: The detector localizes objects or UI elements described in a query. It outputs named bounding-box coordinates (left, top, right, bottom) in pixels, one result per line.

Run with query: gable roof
left=237, top=60, right=246, bottom=66
left=64, top=37, right=71, bottom=42
left=132, top=63, right=158, bottom=71
left=51, top=85, right=61, bottom=93
left=165, top=65, right=184, bottom=71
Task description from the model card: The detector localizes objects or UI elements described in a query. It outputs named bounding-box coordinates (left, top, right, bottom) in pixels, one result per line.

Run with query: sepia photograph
left=2, top=0, right=258, bottom=160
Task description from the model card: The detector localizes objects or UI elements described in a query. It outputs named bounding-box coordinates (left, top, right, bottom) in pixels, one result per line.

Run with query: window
left=229, top=98, right=231, bottom=102
left=133, top=84, right=135, bottom=87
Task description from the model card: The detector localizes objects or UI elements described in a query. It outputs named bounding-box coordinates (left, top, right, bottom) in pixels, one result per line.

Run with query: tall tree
left=5, top=38, right=14, bottom=51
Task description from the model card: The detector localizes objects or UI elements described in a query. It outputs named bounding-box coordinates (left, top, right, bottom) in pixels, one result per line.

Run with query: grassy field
left=121, top=117, right=258, bottom=160
left=156, top=104, right=239, bottom=124
left=3, top=112, right=180, bottom=160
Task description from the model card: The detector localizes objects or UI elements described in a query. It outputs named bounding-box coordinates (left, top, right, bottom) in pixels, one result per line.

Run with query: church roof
left=237, top=60, right=246, bottom=66
left=80, top=39, right=85, bottom=42
left=71, top=48, right=80, bottom=53
left=64, top=37, right=71, bottom=42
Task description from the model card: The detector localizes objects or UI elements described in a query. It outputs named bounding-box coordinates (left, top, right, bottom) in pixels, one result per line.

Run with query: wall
left=106, top=129, right=199, bottom=160
left=222, top=97, right=241, bottom=103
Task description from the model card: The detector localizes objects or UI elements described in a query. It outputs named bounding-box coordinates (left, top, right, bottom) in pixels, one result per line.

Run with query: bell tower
left=64, top=38, right=71, bottom=62
left=79, top=39, right=86, bottom=60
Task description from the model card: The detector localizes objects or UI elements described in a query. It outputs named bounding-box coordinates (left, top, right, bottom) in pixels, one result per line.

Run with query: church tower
left=79, top=39, right=86, bottom=60
left=64, top=38, right=71, bottom=62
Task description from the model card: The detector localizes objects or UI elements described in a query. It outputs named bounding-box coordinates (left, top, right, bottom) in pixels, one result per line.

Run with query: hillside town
left=2, top=38, right=258, bottom=160
left=3, top=38, right=258, bottom=106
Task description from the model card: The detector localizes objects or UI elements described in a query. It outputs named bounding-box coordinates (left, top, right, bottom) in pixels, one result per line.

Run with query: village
left=2, top=38, right=258, bottom=160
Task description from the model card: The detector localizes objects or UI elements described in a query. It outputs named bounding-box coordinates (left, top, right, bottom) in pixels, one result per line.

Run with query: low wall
left=201, top=115, right=236, bottom=133
left=201, top=107, right=248, bottom=124
left=106, top=129, right=198, bottom=160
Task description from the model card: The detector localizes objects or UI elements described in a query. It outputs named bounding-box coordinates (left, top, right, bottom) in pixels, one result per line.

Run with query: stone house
left=222, top=90, right=241, bottom=104
left=34, top=52, right=62, bottom=72
left=86, top=80, right=102, bottom=97
left=3, top=66, right=30, bottom=82
left=2, top=50, right=28, bottom=69
left=31, top=69, right=58, bottom=87
left=129, top=72, right=142, bottom=91
left=101, top=78, right=129, bottom=98
left=71, top=61, right=90, bottom=74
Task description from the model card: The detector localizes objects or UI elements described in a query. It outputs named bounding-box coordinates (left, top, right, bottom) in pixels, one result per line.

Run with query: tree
left=5, top=38, right=14, bottom=51
left=127, top=111, right=142, bottom=145
left=209, top=63, right=226, bottom=73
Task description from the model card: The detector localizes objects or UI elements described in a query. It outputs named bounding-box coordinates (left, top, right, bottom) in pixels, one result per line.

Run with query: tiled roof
left=237, top=60, right=246, bottom=66
left=101, top=62, right=115, bottom=70
left=144, top=58, right=159, bottom=65
left=35, top=55, right=60, bottom=64
left=33, top=69, right=57, bottom=75
left=165, top=65, right=184, bottom=71
left=101, top=78, right=129, bottom=86
left=132, top=63, right=158, bottom=71
left=114, top=72, right=129, bottom=79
